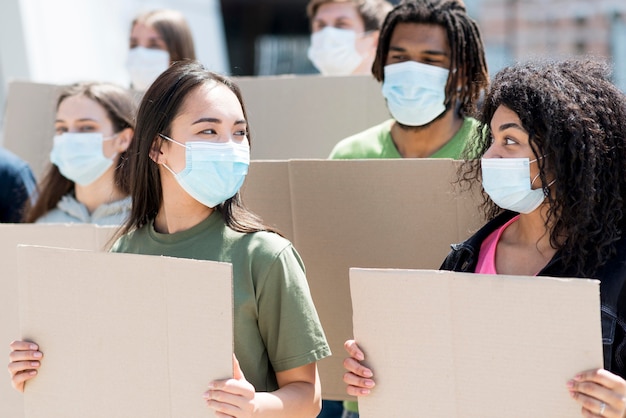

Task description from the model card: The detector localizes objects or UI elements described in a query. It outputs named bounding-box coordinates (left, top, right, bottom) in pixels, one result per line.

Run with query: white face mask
left=381, top=61, right=449, bottom=126
left=307, top=27, right=363, bottom=76
left=126, top=46, right=170, bottom=91
left=159, top=134, right=250, bottom=208
left=50, top=133, right=116, bottom=186
left=481, top=157, right=547, bottom=214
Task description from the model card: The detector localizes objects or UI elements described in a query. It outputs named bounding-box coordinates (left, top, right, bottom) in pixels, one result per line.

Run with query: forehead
left=176, top=82, right=244, bottom=122
left=130, top=21, right=162, bottom=40
left=389, top=22, right=449, bottom=53
left=56, top=95, right=108, bottom=121
left=490, top=105, right=522, bottom=127
left=315, top=2, right=362, bottom=23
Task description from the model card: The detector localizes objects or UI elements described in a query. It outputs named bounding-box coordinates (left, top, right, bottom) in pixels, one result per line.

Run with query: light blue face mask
left=159, top=134, right=250, bottom=208
left=381, top=61, right=449, bottom=126
left=481, top=157, right=547, bottom=214
left=50, top=132, right=116, bottom=185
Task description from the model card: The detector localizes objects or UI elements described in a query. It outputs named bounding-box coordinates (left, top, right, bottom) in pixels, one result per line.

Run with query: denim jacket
left=441, top=210, right=626, bottom=378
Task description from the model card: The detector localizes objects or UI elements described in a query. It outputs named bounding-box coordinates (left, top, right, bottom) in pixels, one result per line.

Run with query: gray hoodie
left=35, top=193, right=131, bottom=226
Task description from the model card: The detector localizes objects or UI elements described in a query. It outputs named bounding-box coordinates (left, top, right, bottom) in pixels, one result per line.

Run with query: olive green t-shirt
left=329, top=117, right=478, bottom=160
left=111, top=211, right=331, bottom=391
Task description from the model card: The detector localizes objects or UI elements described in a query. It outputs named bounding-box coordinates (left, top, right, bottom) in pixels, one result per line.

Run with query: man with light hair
left=307, top=0, right=393, bottom=76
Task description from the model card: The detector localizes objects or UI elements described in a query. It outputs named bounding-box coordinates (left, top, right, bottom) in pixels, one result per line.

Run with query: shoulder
left=236, top=230, right=296, bottom=261
left=0, top=148, right=35, bottom=184
left=440, top=211, right=517, bottom=272
left=329, top=120, right=394, bottom=159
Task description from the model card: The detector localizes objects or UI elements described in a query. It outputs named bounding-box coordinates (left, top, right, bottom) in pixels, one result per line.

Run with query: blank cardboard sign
left=0, top=224, right=116, bottom=418
left=350, top=268, right=603, bottom=418
left=285, top=159, right=482, bottom=399
left=17, top=246, right=233, bottom=418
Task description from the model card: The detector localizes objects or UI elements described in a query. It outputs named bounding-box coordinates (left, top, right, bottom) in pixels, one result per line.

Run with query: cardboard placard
left=241, top=159, right=483, bottom=399
left=350, top=268, right=603, bottom=417
left=234, top=74, right=388, bottom=160
left=0, top=224, right=117, bottom=418
left=18, top=245, right=233, bottom=418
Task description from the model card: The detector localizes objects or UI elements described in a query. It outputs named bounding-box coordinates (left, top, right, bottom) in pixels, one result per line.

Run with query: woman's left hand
left=568, top=368, right=626, bottom=417
left=204, top=354, right=256, bottom=418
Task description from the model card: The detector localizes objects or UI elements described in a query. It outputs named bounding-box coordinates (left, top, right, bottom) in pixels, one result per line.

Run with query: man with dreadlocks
left=329, top=0, right=488, bottom=161
left=330, top=1, right=488, bottom=416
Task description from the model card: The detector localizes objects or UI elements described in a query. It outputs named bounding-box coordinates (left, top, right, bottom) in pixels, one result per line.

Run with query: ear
left=114, top=127, right=134, bottom=153
left=149, top=136, right=165, bottom=164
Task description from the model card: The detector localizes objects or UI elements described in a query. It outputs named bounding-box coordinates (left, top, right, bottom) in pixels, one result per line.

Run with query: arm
left=7, top=341, right=43, bottom=392
left=204, top=355, right=321, bottom=417
left=343, top=339, right=375, bottom=397
left=567, top=368, right=626, bottom=417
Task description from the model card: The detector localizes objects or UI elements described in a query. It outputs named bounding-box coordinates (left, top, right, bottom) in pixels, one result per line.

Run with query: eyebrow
left=388, top=45, right=448, bottom=57
left=54, top=118, right=99, bottom=123
left=498, top=122, right=527, bottom=132
left=192, top=117, right=247, bottom=126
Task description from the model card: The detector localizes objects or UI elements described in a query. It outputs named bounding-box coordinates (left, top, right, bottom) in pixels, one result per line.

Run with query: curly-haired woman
left=343, top=58, right=626, bottom=418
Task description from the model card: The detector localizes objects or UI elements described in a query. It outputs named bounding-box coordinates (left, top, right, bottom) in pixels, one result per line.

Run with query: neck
left=508, top=205, right=558, bottom=253
left=154, top=167, right=214, bottom=234
left=390, top=108, right=463, bottom=158
left=74, top=167, right=126, bottom=214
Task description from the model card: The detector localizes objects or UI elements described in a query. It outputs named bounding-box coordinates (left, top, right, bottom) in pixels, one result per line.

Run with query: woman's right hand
left=8, top=341, right=42, bottom=392
left=343, top=339, right=375, bottom=397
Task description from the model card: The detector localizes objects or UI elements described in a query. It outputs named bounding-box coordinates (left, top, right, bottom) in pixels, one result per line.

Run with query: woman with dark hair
left=24, top=82, right=135, bottom=225
left=342, top=59, right=626, bottom=417
left=10, top=61, right=330, bottom=417
left=126, top=9, right=196, bottom=91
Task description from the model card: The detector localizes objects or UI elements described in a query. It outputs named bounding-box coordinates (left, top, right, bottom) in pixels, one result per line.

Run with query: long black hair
left=117, top=60, right=274, bottom=238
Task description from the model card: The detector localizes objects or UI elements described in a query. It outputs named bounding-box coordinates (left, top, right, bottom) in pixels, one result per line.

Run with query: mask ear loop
left=531, top=173, right=556, bottom=197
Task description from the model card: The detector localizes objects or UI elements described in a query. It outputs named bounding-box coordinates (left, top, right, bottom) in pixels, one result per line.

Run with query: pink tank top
left=475, top=215, right=521, bottom=274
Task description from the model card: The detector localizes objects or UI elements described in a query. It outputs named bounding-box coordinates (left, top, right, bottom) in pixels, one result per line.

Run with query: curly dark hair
left=460, top=58, right=626, bottom=277
left=372, top=0, right=488, bottom=116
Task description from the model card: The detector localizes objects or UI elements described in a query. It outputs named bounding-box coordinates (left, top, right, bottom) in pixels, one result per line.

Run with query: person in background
left=329, top=0, right=488, bottom=160
left=126, top=9, right=196, bottom=91
left=0, top=147, right=36, bottom=223
left=23, top=82, right=135, bottom=225
left=10, top=61, right=330, bottom=417
left=307, top=0, right=393, bottom=76
left=343, top=58, right=626, bottom=418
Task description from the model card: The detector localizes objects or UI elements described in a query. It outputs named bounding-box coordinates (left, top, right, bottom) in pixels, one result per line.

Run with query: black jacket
left=441, top=211, right=626, bottom=377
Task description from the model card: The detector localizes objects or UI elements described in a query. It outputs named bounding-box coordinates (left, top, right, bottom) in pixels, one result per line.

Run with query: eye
left=55, top=126, right=68, bottom=135
left=389, top=54, right=408, bottom=63
left=200, top=129, right=217, bottom=135
left=234, top=130, right=247, bottom=137
left=78, top=125, right=97, bottom=133
left=504, top=137, right=517, bottom=145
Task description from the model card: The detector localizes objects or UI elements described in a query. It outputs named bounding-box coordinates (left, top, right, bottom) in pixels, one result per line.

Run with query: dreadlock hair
left=460, top=58, right=626, bottom=278
left=372, top=0, right=488, bottom=116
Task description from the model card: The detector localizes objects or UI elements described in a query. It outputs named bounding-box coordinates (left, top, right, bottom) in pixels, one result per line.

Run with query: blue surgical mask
left=126, top=46, right=170, bottom=91
left=307, top=27, right=363, bottom=76
left=481, top=157, right=547, bottom=214
left=381, top=61, right=449, bottom=126
left=50, top=132, right=116, bottom=185
left=159, top=134, right=250, bottom=208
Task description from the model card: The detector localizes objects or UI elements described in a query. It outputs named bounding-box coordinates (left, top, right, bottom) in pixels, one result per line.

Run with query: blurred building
left=474, top=0, right=626, bottom=89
